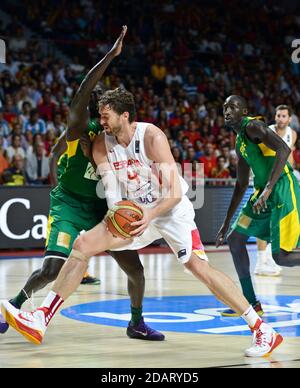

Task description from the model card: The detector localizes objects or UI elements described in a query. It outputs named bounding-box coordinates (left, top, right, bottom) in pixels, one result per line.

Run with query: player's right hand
left=110, top=25, right=127, bottom=57
left=216, top=223, right=229, bottom=248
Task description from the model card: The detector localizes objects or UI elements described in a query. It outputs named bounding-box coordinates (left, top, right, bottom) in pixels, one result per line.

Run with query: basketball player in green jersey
left=0, top=26, right=164, bottom=340
left=216, top=95, right=300, bottom=317
left=51, top=132, right=100, bottom=285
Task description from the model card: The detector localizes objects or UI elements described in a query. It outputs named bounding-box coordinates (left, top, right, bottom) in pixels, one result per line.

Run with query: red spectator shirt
left=199, top=155, right=217, bottom=178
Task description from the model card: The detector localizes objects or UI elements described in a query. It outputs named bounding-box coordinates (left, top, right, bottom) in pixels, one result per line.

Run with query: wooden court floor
left=1, top=248, right=300, bottom=368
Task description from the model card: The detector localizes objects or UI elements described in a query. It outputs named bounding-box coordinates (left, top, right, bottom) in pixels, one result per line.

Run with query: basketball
left=106, top=200, right=144, bottom=239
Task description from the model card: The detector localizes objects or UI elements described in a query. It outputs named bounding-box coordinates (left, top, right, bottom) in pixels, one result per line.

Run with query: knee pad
left=70, top=249, right=90, bottom=264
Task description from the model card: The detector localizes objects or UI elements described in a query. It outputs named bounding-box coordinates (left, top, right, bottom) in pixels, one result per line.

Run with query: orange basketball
left=106, top=200, right=144, bottom=239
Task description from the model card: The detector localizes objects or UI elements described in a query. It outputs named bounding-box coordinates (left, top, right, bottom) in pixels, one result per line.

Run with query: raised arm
left=67, top=25, right=127, bottom=141
left=245, top=120, right=291, bottom=213
left=49, top=131, right=67, bottom=187
left=216, top=151, right=250, bottom=247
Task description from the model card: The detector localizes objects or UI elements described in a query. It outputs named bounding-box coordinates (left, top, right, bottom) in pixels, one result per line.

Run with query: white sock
left=41, top=290, right=61, bottom=309
left=257, top=250, right=267, bottom=265
left=266, top=244, right=278, bottom=266
left=242, top=305, right=261, bottom=328
left=266, top=244, right=272, bottom=258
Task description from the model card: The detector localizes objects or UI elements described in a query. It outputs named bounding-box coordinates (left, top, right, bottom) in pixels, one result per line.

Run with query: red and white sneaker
left=245, top=320, right=283, bottom=357
left=1, top=300, right=46, bottom=345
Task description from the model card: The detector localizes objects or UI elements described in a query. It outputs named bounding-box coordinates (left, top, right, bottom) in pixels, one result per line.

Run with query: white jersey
left=269, top=124, right=293, bottom=149
left=104, top=122, right=189, bottom=208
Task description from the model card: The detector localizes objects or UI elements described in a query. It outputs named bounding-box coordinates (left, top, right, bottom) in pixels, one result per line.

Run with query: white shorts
left=112, top=196, right=208, bottom=264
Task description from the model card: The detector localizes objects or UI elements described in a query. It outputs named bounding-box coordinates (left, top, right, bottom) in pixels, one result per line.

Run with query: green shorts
left=232, top=170, right=300, bottom=254
left=45, top=185, right=108, bottom=259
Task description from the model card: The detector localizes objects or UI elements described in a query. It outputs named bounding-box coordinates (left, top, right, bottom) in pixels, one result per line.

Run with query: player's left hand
left=109, top=25, right=127, bottom=57
left=130, top=207, right=154, bottom=237
left=253, top=187, right=272, bottom=214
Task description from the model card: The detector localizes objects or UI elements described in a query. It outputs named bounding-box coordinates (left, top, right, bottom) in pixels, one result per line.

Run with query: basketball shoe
left=254, top=260, right=282, bottom=277
left=80, top=273, right=101, bottom=285
left=127, top=318, right=165, bottom=341
left=245, top=319, right=283, bottom=357
left=1, top=300, right=46, bottom=344
left=0, top=312, right=9, bottom=334
left=221, top=301, right=264, bottom=317
left=0, top=300, right=21, bottom=334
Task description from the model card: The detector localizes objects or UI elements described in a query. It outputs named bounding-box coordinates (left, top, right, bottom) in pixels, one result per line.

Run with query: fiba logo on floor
left=61, top=295, right=300, bottom=337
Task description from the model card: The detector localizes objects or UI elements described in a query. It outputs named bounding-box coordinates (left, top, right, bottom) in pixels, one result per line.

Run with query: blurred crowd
left=0, top=0, right=300, bottom=186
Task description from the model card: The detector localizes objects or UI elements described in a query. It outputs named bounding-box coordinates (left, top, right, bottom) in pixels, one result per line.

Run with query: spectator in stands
left=199, top=143, right=217, bottom=178
left=38, top=89, right=57, bottom=121
left=165, top=67, right=183, bottom=87
left=19, top=101, right=33, bottom=128
left=6, top=134, right=26, bottom=162
left=219, top=145, right=231, bottom=167
left=183, top=120, right=202, bottom=145
left=7, top=121, right=28, bottom=150
left=171, top=146, right=182, bottom=165
left=0, top=136, right=9, bottom=182
left=24, top=109, right=46, bottom=135
left=182, top=146, right=197, bottom=165
left=46, top=112, right=66, bottom=136
left=44, top=129, right=57, bottom=156
left=0, top=111, right=10, bottom=139
left=3, top=96, right=18, bottom=125
left=26, top=141, right=49, bottom=185
left=2, top=155, right=27, bottom=186
left=211, top=156, right=230, bottom=184
left=181, top=136, right=192, bottom=160
left=183, top=74, right=198, bottom=101
left=194, top=139, right=204, bottom=159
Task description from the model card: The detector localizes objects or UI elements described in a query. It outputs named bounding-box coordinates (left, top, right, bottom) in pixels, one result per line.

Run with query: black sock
left=131, top=306, right=143, bottom=325
left=9, top=290, right=29, bottom=309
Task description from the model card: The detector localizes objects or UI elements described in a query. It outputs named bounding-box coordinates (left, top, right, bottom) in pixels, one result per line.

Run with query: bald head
left=227, top=95, right=247, bottom=110
left=223, top=95, right=248, bottom=127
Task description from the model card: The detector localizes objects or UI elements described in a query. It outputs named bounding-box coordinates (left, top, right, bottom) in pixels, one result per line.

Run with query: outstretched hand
left=110, top=25, right=127, bottom=57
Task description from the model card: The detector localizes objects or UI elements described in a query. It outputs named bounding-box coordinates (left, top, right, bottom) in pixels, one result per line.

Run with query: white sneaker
left=1, top=300, right=46, bottom=344
left=266, top=257, right=282, bottom=273
left=245, top=320, right=283, bottom=357
left=254, top=262, right=281, bottom=277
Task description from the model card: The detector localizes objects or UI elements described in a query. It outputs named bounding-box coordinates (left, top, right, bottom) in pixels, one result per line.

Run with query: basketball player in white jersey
left=255, top=105, right=297, bottom=276
left=1, top=88, right=283, bottom=357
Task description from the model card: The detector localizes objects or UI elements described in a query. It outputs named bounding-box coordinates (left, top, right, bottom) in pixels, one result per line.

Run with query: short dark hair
left=275, top=105, right=293, bottom=116
left=98, top=87, right=136, bottom=123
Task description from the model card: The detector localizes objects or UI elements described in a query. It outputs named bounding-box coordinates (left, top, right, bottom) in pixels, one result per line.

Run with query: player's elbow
left=277, top=143, right=291, bottom=162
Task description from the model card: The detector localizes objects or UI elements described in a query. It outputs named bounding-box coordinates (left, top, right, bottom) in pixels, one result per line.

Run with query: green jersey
left=59, top=119, right=102, bottom=200
left=236, top=116, right=293, bottom=189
